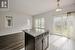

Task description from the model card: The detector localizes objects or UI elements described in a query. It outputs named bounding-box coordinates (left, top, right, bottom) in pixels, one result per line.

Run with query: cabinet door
left=0, top=32, right=25, bottom=50
left=26, top=39, right=35, bottom=50
left=25, top=33, right=35, bottom=50
left=35, top=36, right=43, bottom=50
left=43, top=35, right=49, bottom=50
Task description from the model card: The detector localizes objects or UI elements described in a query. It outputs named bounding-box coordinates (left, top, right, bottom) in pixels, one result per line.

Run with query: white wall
left=71, top=13, right=75, bottom=40
left=0, top=0, right=32, bottom=35
left=0, top=11, right=32, bottom=35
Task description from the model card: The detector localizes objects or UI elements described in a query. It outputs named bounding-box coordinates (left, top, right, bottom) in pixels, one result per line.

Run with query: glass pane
left=53, top=14, right=74, bottom=37
left=35, top=19, right=39, bottom=27
left=35, top=18, right=45, bottom=29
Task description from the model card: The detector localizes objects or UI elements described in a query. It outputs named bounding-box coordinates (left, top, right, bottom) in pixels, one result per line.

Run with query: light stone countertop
left=0, top=30, right=23, bottom=36
left=0, top=29, right=47, bottom=37
left=23, top=29, right=47, bottom=37
left=0, top=28, right=26, bottom=36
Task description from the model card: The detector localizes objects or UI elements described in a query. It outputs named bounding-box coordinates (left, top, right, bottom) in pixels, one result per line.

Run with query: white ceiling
left=11, top=0, right=75, bottom=15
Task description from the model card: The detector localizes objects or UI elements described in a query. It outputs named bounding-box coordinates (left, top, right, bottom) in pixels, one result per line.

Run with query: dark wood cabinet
left=25, top=33, right=35, bottom=50
left=0, top=30, right=49, bottom=50
left=0, top=32, right=25, bottom=50
left=35, top=34, right=43, bottom=50
left=25, top=31, right=49, bottom=50
left=43, top=34, right=49, bottom=50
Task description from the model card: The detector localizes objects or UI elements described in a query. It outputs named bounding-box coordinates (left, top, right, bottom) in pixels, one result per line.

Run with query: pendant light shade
left=56, top=8, right=62, bottom=12
left=56, top=0, right=62, bottom=12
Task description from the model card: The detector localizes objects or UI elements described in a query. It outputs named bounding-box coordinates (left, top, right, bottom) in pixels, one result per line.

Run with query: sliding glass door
left=53, top=13, right=75, bottom=38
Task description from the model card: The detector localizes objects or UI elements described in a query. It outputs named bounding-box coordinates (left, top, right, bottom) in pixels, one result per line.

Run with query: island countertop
left=23, top=29, right=48, bottom=37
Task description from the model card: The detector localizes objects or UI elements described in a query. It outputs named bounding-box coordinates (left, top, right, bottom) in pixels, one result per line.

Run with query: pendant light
left=56, top=0, right=62, bottom=12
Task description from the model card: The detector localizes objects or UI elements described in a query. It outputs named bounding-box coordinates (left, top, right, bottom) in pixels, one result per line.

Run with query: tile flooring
left=20, top=48, right=25, bottom=50
left=20, top=35, right=75, bottom=50
left=47, top=35, right=75, bottom=50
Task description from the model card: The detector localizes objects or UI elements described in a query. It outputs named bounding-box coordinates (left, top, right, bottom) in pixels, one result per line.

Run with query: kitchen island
left=23, top=29, right=49, bottom=50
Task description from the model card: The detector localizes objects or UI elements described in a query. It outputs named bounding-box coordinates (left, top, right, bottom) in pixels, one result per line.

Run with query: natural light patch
left=34, top=17, right=45, bottom=32
left=20, top=48, right=25, bottom=50
left=52, top=37, right=68, bottom=47
left=53, top=13, right=74, bottom=37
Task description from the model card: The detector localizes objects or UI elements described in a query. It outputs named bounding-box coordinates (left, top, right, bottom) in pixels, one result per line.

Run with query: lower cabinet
left=43, top=35, right=49, bottom=50
left=35, top=35, right=43, bottom=50
left=25, top=33, right=35, bottom=50
left=0, top=32, right=25, bottom=50
left=25, top=32, right=49, bottom=50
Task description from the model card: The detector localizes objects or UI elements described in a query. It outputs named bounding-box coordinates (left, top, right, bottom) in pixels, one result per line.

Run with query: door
left=53, top=15, right=74, bottom=38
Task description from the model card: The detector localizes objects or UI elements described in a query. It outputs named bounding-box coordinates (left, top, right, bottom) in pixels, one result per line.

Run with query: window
left=35, top=18, right=45, bottom=29
left=0, top=0, right=8, bottom=8
left=53, top=14, right=74, bottom=37
left=35, top=18, right=45, bottom=32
